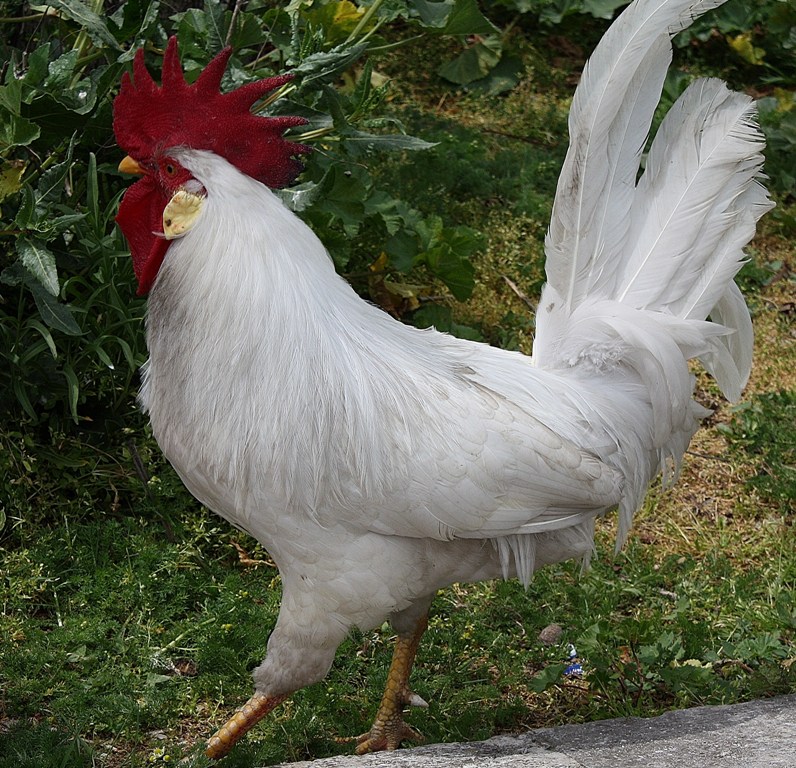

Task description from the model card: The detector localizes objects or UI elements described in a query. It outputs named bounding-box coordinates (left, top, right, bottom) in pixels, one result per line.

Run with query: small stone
left=538, top=623, right=563, bottom=645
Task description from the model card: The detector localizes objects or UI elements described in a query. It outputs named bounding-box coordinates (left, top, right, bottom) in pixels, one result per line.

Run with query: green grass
left=2, top=9, right=796, bottom=768
left=2, top=484, right=794, bottom=767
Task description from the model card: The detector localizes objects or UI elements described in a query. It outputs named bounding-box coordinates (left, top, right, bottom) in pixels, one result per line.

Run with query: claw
left=407, top=692, right=429, bottom=708
left=354, top=720, right=425, bottom=754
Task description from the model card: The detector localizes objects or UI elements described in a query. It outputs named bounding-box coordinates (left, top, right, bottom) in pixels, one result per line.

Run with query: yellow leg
left=355, top=614, right=429, bottom=754
left=205, top=691, right=287, bottom=759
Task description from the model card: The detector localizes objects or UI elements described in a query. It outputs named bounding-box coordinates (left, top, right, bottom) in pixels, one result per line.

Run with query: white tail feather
left=545, top=0, right=728, bottom=312
left=618, top=79, right=768, bottom=312
left=534, top=0, right=772, bottom=551
left=538, top=0, right=772, bottom=390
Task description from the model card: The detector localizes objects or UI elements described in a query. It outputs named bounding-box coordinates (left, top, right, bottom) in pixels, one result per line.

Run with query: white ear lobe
left=163, top=189, right=206, bottom=240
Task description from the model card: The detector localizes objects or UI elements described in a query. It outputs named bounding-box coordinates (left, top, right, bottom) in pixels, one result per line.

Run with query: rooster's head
left=113, top=37, right=309, bottom=294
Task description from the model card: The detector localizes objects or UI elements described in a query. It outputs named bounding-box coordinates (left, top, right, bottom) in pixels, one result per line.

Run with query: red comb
left=113, top=37, right=310, bottom=188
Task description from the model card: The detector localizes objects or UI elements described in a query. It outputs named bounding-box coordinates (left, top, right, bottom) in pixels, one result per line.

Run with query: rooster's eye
left=165, top=163, right=176, bottom=176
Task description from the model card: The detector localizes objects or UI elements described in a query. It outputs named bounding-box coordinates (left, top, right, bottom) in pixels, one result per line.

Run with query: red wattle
left=116, top=176, right=172, bottom=295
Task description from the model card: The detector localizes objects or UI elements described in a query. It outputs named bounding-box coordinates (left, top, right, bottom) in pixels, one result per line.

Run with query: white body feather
left=140, top=0, right=771, bottom=697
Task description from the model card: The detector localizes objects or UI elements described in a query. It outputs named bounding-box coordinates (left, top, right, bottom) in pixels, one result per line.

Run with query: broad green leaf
left=411, top=0, right=456, bottom=28
left=428, top=245, right=475, bottom=300
left=411, top=0, right=497, bottom=35
left=21, top=43, right=52, bottom=101
left=539, top=0, right=583, bottom=25
left=0, top=80, right=40, bottom=150
left=0, top=78, right=22, bottom=113
left=582, top=0, right=631, bottom=20
left=52, top=77, right=99, bottom=115
left=465, top=56, right=524, bottom=95
left=30, top=283, right=82, bottom=336
left=438, top=35, right=502, bottom=85
left=440, top=0, right=498, bottom=35
left=529, top=663, right=568, bottom=693
left=385, top=230, right=420, bottom=271
left=227, top=12, right=273, bottom=51
left=0, top=112, right=41, bottom=151
left=176, top=5, right=227, bottom=57
left=17, top=237, right=59, bottom=296
left=111, top=0, right=161, bottom=44
left=278, top=181, right=323, bottom=213
left=47, top=0, right=122, bottom=51
left=46, top=50, right=79, bottom=92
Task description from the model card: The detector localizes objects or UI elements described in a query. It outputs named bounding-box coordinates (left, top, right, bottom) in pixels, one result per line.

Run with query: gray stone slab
left=531, top=694, right=796, bottom=767
left=276, top=695, right=796, bottom=768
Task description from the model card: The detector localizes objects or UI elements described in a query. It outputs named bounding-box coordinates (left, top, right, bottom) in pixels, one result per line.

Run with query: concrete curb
left=278, top=694, right=796, bottom=767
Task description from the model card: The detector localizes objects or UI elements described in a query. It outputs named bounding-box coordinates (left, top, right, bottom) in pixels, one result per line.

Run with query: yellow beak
left=118, top=155, right=144, bottom=175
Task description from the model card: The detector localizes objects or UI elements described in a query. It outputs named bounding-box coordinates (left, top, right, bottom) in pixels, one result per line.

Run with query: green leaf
left=36, top=148, right=75, bottom=207
left=385, top=230, right=419, bottom=271
left=87, top=152, right=99, bottom=225
left=0, top=80, right=40, bottom=149
left=30, top=284, right=82, bottom=336
left=0, top=113, right=41, bottom=151
left=62, top=363, right=80, bottom=424
left=45, top=51, right=80, bottom=92
left=43, top=213, right=88, bottom=235
left=0, top=260, right=28, bottom=286
left=28, top=319, right=58, bottom=359
left=411, top=0, right=497, bottom=34
left=530, top=663, right=568, bottom=692
left=14, top=186, right=36, bottom=228
left=115, top=0, right=163, bottom=62
left=47, top=0, right=123, bottom=51
left=582, top=0, right=632, bottom=20
left=440, top=0, right=498, bottom=35
left=428, top=244, right=476, bottom=300
left=293, top=43, right=369, bottom=86
left=93, top=343, right=115, bottom=370
left=21, top=43, right=52, bottom=101
left=278, top=181, right=323, bottom=213
left=0, top=77, right=22, bottom=113
left=438, top=35, right=503, bottom=85
left=176, top=4, right=227, bottom=56
left=465, top=56, right=524, bottom=95
left=17, top=237, right=59, bottom=296
left=345, top=130, right=437, bottom=152
left=11, top=377, right=38, bottom=421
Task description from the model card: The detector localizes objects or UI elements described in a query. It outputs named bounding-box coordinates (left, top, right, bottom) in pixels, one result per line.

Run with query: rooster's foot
left=354, top=692, right=426, bottom=754
left=348, top=612, right=429, bottom=754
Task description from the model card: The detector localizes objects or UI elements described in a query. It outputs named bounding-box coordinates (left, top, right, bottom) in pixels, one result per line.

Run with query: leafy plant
left=0, top=0, right=496, bottom=427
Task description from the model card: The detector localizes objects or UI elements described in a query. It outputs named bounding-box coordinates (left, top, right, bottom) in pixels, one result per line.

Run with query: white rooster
left=113, top=0, right=771, bottom=758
